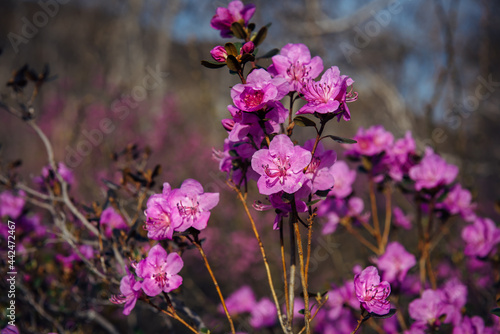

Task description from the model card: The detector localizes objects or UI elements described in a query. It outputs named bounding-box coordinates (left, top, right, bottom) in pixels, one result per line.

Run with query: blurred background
left=0, top=0, right=499, bottom=332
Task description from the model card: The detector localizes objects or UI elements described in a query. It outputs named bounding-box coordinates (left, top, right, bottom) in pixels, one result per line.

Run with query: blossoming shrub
left=1, top=1, right=499, bottom=334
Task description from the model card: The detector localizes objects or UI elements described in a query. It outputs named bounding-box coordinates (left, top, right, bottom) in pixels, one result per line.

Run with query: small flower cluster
left=143, top=179, right=219, bottom=240
left=221, top=285, right=278, bottom=330
left=111, top=178, right=218, bottom=315
left=110, top=244, right=183, bottom=315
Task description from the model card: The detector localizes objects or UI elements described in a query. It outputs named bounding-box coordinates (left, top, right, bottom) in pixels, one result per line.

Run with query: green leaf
left=257, top=48, right=280, bottom=59
left=224, top=42, right=238, bottom=57
left=492, top=307, right=500, bottom=317
left=201, top=60, right=226, bottom=69
left=306, top=199, right=321, bottom=206
left=298, top=309, right=305, bottom=315
left=231, top=22, right=247, bottom=39
left=293, top=116, right=317, bottom=127
left=200, top=328, right=211, bottom=334
left=226, top=55, right=240, bottom=72
left=323, top=135, right=357, bottom=144
left=371, top=308, right=397, bottom=319
left=252, top=26, right=268, bottom=46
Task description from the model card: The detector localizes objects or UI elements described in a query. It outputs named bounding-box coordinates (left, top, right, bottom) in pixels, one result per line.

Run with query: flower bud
left=210, top=46, right=228, bottom=62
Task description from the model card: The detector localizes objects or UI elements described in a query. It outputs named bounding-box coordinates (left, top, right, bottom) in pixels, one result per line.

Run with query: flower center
left=242, top=88, right=264, bottom=108
left=153, top=272, right=168, bottom=289
left=144, top=211, right=171, bottom=231
left=177, top=199, right=199, bottom=220
left=263, top=156, right=291, bottom=185
left=307, top=156, right=321, bottom=174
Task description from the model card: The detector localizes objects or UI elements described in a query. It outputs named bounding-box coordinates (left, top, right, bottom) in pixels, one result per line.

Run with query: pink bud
left=241, top=41, right=255, bottom=54
left=210, top=46, right=228, bottom=62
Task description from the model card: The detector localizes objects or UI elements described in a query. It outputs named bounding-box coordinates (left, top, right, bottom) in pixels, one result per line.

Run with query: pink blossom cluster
left=110, top=244, right=183, bottom=315
left=143, top=179, right=219, bottom=239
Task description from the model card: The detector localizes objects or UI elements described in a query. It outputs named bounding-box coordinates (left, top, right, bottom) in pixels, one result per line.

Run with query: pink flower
left=110, top=271, right=142, bottom=315
left=345, top=125, right=394, bottom=157
left=436, top=184, right=476, bottom=221
left=409, top=289, right=446, bottom=327
left=392, top=206, right=412, bottom=230
left=409, top=148, right=458, bottom=191
left=0, top=325, right=19, bottom=334
left=231, top=69, right=290, bottom=112
left=461, top=217, right=500, bottom=258
left=385, top=131, right=416, bottom=181
left=328, top=160, right=356, bottom=198
left=453, top=316, right=486, bottom=334
left=251, top=134, right=312, bottom=195
left=136, top=244, right=183, bottom=296
left=268, top=43, right=323, bottom=91
left=144, top=183, right=190, bottom=240
left=302, top=139, right=336, bottom=194
left=0, top=190, right=25, bottom=219
left=297, top=66, right=357, bottom=121
left=377, top=242, right=416, bottom=284
left=249, top=298, right=277, bottom=329
left=210, top=45, right=228, bottom=62
left=354, top=266, right=391, bottom=315
left=168, top=179, right=219, bottom=231
left=220, top=285, right=256, bottom=315
left=210, top=0, right=256, bottom=38
left=100, top=207, right=128, bottom=238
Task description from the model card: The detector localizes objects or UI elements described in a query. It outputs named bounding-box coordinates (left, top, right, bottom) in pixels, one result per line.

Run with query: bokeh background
left=1, top=0, right=499, bottom=332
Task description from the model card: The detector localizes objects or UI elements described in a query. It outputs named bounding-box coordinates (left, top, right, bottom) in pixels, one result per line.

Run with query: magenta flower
left=436, top=184, right=476, bottom=221
left=345, top=125, right=394, bottom=157
left=220, top=285, right=256, bottom=315
left=319, top=196, right=369, bottom=235
left=302, top=139, right=336, bottom=193
left=441, top=278, right=467, bottom=326
left=461, top=217, right=500, bottom=258
left=110, top=271, right=142, bottom=315
left=225, top=102, right=287, bottom=146
left=297, top=66, right=356, bottom=121
left=249, top=298, right=277, bottom=329
left=213, top=138, right=258, bottom=186
left=385, top=131, right=416, bottom=181
left=136, top=244, right=183, bottom=296
left=210, top=0, right=256, bottom=38
left=393, top=206, right=412, bottom=230
left=409, top=148, right=458, bottom=191
left=328, top=160, right=356, bottom=198
left=0, top=325, right=19, bottom=334
left=231, top=69, right=290, bottom=112
left=210, top=45, right=228, bottom=62
left=453, top=316, right=487, bottom=334
left=377, top=242, right=416, bottom=284
left=268, top=43, right=323, bottom=91
left=408, top=289, right=446, bottom=327
left=0, top=190, right=25, bottom=219
left=251, top=134, right=312, bottom=195
left=144, top=183, right=189, bottom=240
left=168, top=179, right=219, bottom=231
left=100, top=207, right=128, bottom=238
left=354, top=266, right=391, bottom=315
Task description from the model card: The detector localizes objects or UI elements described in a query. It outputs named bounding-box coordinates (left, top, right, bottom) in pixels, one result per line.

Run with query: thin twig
left=368, top=178, right=382, bottom=247
left=227, top=181, right=287, bottom=333
left=191, top=238, right=235, bottom=334
left=381, top=186, right=392, bottom=253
